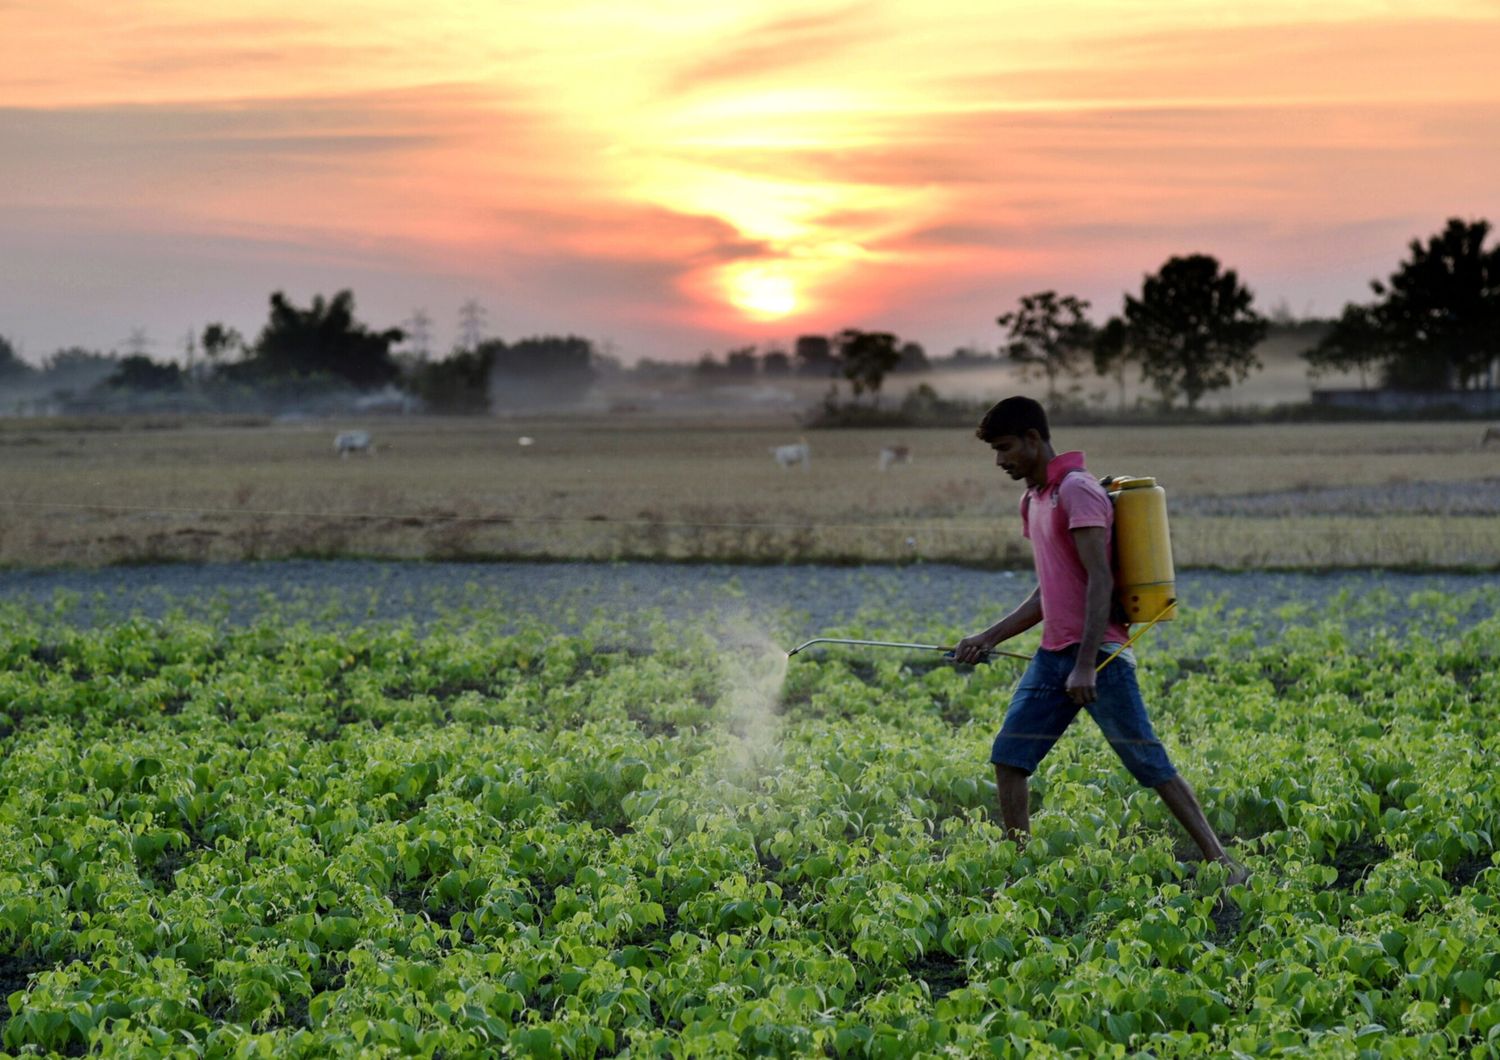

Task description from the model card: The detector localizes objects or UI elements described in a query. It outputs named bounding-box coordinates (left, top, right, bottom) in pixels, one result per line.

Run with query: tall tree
left=41, top=348, right=117, bottom=393
left=247, top=290, right=403, bottom=388
left=408, top=347, right=492, bottom=414
left=106, top=355, right=183, bottom=391
left=1370, top=218, right=1500, bottom=390
left=488, top=335, right=596, bottom=380
left=1302, top=303, right=1389, bottom=389
left=1092, top=317, right=1132, bottom=411
left=0, top=335, right=33, bottom=379
left=997, top=291, right=1094, bottom=401
left=1115, top=255, right=1267, bottom=409
left=725, top=346, right=759, bottom=376
left=483, top=335, right=597, bottom=407
left=895, top=341, right=929, bottom=372
left=835, top=329, right=902, bottom=404
left=794, top=334, right=836, bottom=377
left=200, top=323, right=244, bottom=368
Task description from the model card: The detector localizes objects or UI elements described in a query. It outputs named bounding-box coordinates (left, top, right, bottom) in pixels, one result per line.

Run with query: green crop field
left=2, top=576, right=1498, bottom=1057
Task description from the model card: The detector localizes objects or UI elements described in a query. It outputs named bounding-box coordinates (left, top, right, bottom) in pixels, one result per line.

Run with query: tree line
left=992, top=217, right=1498, bottom=411
left=2, top=216, right=1494, bottom=415
left=703, top=217, right=1497, bottom=412
left=0, top=291, right=603, bottom=415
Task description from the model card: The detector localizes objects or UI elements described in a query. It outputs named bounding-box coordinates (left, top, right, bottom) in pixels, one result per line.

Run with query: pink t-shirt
left=1020, top=451, right=1130, bottom=652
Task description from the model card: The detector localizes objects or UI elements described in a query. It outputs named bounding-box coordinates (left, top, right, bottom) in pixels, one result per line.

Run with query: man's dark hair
left=976, top=396, right=1050, bottom=443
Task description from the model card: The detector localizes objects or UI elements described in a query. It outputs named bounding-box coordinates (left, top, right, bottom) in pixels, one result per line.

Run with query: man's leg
left=1154, top=775, right=1249, bottom=886
left=993, top=763, right=1030, bottom=844
left=1088, top=652, right=1248, bottom=885
left=989, top=650, right=1075, bottom=848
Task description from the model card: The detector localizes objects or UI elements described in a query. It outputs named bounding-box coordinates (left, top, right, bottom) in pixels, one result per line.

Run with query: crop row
left=0, top=589, right=1498, bottom=1057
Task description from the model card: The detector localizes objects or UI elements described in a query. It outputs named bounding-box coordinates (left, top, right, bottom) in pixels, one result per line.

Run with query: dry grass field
left=2, top=415, right=1498, bottom=569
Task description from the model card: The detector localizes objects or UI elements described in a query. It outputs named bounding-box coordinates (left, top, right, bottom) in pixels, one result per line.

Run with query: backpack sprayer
left=786, top=475, right=1177, bottom=670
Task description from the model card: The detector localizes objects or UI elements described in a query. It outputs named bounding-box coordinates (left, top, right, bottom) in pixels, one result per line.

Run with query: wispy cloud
left=660, top=4, right=882, bottom=97
left=930, top=16, right=1500, bottom=108
left=3, top=0, right=1499, bottom=358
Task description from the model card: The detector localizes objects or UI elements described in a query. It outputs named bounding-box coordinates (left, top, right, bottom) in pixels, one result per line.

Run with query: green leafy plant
left=1, top=583, right=1497, bottom=1055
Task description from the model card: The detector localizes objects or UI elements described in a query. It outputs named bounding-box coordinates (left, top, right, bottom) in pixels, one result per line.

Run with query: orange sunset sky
left=3, top=1, right=1499, bottom=363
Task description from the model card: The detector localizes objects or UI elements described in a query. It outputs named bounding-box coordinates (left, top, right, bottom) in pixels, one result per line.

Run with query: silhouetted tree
left=629, top=358, right=675, bottom=380
left=1295, top=220, right=1500, bottom=391
left=761, top=349, right=791, bottom=376
left=488, top=335, right=596, bottom=380
left=1371, top=218, right=1500, bottom=390
left=408, top=347, right=492, bottom=414
left=243, top=290, right=403, bottom=388
left=1302, top=303, right=1390, bottom=389
left=835, top=329, right=902, bottom=404
left=483, top=335, right=597, bottom=407
left=997, top=291, right=1095, bottom=401
left=200, top=323, right=244, bottom=369
left=1092, top=317, right=1132, bottom=411
left=1111, top=255, right=1267, bottom=409
left=943, top=346, right=995, bottom=367
left=896, top=341, right=929, bottom=372
left=794, top=334, right=836, bottom=377
left=0, top=336, right=32, bottom=379
left=725, top=346, right=758, bottom=376
left=106, top=355, right=183, bottom=391
left=41, top=348, right=117, bottom=392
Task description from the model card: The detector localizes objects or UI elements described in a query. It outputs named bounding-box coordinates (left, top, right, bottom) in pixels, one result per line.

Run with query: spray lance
left=784, top=623, right=1164, bottom=673
left=786, top=475, right=1178, bottom=672
left=786, top=637, right=1033, bottom=663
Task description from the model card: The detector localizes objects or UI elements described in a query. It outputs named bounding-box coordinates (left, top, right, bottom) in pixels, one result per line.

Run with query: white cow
left=878, top=445, right=912, bottom=471
left=1481, top=426, right=1500, bottom=447
left=770, top=441, right=810, bottom=469
left=334, top=430, right=373, bottom=457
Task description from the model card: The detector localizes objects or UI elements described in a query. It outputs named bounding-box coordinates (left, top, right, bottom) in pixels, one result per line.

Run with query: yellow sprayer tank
left=1105, top=476, right=1177, bottom=622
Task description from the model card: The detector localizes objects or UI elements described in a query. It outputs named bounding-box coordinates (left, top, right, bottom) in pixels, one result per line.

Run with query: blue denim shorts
left=989, top=644, right=1177, bottom=787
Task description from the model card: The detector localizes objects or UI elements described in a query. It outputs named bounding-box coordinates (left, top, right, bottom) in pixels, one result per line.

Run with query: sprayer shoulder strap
left=1021, top=468, right=1099, bottom=522
left=1026, top=471, right=1127, bottom=621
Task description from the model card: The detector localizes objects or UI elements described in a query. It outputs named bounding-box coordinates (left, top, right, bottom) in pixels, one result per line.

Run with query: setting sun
left=2, top=1, right=1498, bottom=358
left=727, top=267, right=798, bottom=319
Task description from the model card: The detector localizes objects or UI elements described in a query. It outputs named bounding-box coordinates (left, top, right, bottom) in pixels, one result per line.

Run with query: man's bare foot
left=1210, top=860, right=1250, bottom=922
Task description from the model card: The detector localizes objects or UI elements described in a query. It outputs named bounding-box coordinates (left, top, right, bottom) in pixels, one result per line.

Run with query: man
left=954, top=396, right=1247, bottom=886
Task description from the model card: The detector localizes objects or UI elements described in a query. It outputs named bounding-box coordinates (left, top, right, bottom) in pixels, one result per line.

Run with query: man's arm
left=1066, top=525, right=1114, bottom=704
left=953, top=586, right=1042, bottom=663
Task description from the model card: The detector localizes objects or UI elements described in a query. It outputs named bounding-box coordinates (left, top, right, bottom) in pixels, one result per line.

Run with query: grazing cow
left=878, top=445, right=912, bottom=471
left=518, top=436, right=535, bottom=447
left=334, top=430, right=373, bottom=457
left=1482, top=426, right=1500, bottom=447
left=770, top=441, right=810, bottom=469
